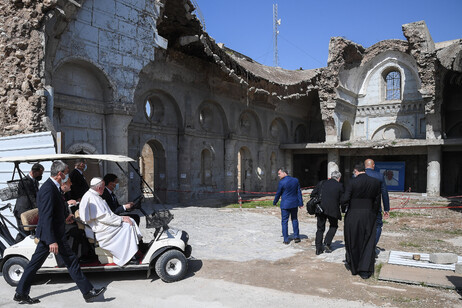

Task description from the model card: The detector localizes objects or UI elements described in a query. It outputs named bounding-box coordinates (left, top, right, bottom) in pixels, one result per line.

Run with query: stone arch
left=196, top=100, right=229, bottom=135
left=140, top=139, right=167, bottom=203
left=52, top=59, right=114, bottom=159
left=442, top=71, right=462, bottom=138
left=269, top=117, right=289, bottom=143
left=65, top=142, right=100, bottom=183
left=340, top=121, right=352, bottom=141
left=66, top=142, right=98, bottom=154
left=371, top=123, right=412, bottom=140
left=53, top=57, right=114, bottom=102
left=357, top=53, right=421, bottom=101
left=238, top=110, right=263, bottom=140
left=139, top=89, right=183, bottom=130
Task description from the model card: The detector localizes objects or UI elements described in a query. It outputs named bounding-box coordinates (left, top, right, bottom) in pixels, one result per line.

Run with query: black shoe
left=83, top=287, right=106, bottom=303
left=316, top=247, right=324, bottom=255
left=324, top=244, right=332, bottom=253
left=359, top=271, right=371, bottom=279
left=283, top=241, right=290, bottom=245
left=294, top=238, right=301, bottom=243
left=13, top=293, right=40, bottom=304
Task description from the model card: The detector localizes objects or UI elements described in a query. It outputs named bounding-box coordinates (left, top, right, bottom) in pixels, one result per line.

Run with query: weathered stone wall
left=0, top=0, right=57, bottom=136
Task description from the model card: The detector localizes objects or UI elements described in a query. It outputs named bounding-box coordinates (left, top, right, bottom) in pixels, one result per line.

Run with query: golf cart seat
left=20, top=208, right=39, bottom=244
left=74, top=209, right=114, bottom=264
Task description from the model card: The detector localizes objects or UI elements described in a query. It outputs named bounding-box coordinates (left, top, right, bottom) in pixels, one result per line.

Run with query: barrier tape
left=150, top=186, right=462, bottom=210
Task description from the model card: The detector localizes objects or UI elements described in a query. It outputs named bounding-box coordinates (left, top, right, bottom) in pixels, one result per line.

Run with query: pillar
left=224, top=139, right=237, bottom=201
left=327, top=149, right=339, bottom=178
left=426, top=145, right=441, bottom=196
left=177, top=135, right=191, bottom=203
left=105, top=113, right=133, bottom=204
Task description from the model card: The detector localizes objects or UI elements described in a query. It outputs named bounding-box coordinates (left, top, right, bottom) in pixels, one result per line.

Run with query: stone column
left=224, top=139, right=237, bottom=201
left=327, top=149, right=340, bottom=178
left=105, top=113, right=133, bottom=204
left=285, top=150, right=293, bottom=174
left=426, top=145, right=441, bottom=196
left=178, top=134, right=191, bottom=203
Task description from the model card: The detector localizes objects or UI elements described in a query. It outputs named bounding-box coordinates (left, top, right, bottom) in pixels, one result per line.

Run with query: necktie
left=111, top=192, right=117, bottom=204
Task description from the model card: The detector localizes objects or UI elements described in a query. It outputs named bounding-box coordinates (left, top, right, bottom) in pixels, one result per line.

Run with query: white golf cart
left=0, top=154, right=192, bottom=286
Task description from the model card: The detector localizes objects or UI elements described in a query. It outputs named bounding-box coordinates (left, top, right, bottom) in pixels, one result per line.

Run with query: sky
left=193, top=0, right=462, bottom=70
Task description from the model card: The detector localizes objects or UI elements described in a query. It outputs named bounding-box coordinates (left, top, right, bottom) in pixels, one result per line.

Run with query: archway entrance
left=140, top=140, right=166, bottom=203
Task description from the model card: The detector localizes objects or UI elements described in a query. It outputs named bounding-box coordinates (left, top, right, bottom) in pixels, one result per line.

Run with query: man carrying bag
left=310, top=171, right=344, bottom=255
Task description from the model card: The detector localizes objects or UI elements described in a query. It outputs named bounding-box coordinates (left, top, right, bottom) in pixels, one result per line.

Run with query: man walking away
left=312, top=171, right=344, bottom=255
left=273, top=168, right=304, bottom=244
left=13, top=160, right=105, bottom=304
left=341, top=163, right=381, bottom=279
left=364, top=159, right=390, bottom=246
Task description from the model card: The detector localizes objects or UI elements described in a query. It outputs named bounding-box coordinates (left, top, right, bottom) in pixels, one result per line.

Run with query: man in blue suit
left=364, top=159, right=390, bottom=246
left=273, top=168, right=303, bottom=244
left=14, top=160, right=105, bottom=304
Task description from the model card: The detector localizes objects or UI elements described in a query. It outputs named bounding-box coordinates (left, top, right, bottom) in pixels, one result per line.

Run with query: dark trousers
left=281, top=207, right=299, bottom=242
left=16, top=238, right=93, bottom=296
left=315, top=213, right=338, bottom=249
left=375, top=212, right=383, bottom=245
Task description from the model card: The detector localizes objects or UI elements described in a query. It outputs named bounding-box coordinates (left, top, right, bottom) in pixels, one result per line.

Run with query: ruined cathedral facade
left=1, top=0, right=461, bottom=202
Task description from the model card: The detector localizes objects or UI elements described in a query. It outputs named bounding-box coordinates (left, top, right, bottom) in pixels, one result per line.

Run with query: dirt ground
left=194, top=194, right=462, bottom=308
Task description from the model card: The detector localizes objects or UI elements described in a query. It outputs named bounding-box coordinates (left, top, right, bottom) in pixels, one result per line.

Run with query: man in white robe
left=79, top=177, right=142, bottom=266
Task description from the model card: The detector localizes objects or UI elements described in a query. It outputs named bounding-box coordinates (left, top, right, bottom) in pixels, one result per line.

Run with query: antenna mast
left=273, top=4, right=280, bottom=67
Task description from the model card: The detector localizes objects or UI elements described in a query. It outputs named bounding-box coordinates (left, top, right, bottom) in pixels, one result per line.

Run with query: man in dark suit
left=14, top=160, right=105, bottom=304
left=341, top=163, right=381, bottom=279
left=364, top=158, right=390, bottom=245
left=14, top=163, right=44, bottom=242
left=102, top=173, right=140, bottom=226
left=311, top=170, right=344, bottom=255
left=68, top=158, right=89, bottom=201
left=273, top=167, right=303, bottom=244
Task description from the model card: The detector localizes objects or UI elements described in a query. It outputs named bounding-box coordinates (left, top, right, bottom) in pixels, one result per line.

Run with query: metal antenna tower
left=273, top=4, right=281, bottom=67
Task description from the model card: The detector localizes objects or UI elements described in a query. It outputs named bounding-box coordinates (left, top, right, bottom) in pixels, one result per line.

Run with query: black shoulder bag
left=306, top=180, right=324, bottom=215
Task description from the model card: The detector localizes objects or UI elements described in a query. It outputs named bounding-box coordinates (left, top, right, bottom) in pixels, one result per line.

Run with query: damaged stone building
left=0, top=0, right=461, bottom=203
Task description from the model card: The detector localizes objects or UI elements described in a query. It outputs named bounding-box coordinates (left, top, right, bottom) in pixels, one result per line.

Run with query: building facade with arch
left=1, top=1, right=461, bottom=202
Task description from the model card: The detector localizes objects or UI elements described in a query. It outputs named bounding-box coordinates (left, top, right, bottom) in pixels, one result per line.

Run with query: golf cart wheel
left=155, top=249, right=188, bottom=283
left=3, top=257, right=29, bottom=286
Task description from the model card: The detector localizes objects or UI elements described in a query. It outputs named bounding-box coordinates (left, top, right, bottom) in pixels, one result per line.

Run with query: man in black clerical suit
left=13, top=160, right=105, bottom=304
left=101, top=173, right=140, bottom=226
left=311, top=170, right=344, bottom=255
left=14, top=163, right=44, bottom=242
left=68, top=158, right=89, bottom=201
left=341, top=162, right=381, bottom=280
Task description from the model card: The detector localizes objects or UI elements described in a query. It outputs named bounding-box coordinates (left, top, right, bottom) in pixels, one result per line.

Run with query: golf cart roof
left=0, top=154, right=135, bottom=163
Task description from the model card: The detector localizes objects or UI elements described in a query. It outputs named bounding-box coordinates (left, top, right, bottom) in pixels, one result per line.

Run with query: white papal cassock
left=79, top=188, right=142, bottom=266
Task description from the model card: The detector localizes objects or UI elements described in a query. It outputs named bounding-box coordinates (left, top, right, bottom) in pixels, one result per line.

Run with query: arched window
left=144, top=96, right=164, bottom=122
left=385, top=71, right=401, bottom=100
left=341, top=121, right=351, bottom=141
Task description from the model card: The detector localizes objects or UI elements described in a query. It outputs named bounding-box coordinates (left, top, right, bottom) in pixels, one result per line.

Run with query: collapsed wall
left=0, top=0, right=53, bottom=135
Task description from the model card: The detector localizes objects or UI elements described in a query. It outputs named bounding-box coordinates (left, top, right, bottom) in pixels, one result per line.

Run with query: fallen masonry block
left=429, top=253, right=458, bottom=264
left=455, top=263, right=462, bottom=274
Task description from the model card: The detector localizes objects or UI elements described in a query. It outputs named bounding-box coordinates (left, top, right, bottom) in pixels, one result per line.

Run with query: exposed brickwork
left=0, top=0, right=58, bottom=136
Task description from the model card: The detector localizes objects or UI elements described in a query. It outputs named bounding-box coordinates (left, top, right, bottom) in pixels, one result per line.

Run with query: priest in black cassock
left=341, top=162, right=381, bottom=279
